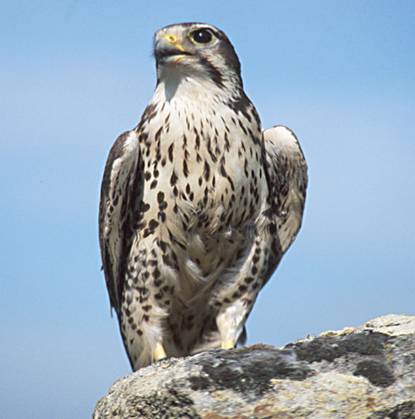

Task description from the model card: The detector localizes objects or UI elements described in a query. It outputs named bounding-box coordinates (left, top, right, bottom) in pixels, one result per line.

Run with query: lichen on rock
left=94, top=314, right=415, bottom=418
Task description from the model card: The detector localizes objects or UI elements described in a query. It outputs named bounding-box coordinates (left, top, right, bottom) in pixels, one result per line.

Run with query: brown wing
left=98, top=130, right=142, bottom=317
left=262, top=125, right=308, bottom=279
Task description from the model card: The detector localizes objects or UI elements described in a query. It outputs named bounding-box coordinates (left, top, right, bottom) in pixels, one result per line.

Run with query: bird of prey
left=99, top=22, right=307, bottom=371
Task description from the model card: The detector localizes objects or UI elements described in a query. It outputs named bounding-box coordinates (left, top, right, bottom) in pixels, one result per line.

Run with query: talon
left=221, top=340, right=235, bottom=350
left=153, top=342, right=167, bottom=361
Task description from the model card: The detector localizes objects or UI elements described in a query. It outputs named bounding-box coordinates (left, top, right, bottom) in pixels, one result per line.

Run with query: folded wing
left=98, top=131, right=142, bottom=317
left=262, top=125, right=308, bottom=279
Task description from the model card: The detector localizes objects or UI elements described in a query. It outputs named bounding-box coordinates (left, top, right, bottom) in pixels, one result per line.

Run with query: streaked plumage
left=99, top=22, right=307, bottom=370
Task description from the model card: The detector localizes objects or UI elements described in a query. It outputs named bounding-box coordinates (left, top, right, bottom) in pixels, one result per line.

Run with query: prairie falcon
left=99, top=22, right=308, bottom=370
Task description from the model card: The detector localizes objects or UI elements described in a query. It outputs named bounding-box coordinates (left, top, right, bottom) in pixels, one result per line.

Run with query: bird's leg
left=214, top=237, right=273, bottom=351
left=153, top=342, right=167, bottom=361
left=216, top=300, right=247, bottom=351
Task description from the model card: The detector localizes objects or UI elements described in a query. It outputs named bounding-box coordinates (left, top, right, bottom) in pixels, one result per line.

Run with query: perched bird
left=99, top=22, right=307, bottom=370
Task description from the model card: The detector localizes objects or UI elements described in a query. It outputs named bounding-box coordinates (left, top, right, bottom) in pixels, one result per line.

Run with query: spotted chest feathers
left=135, top=79, right=266, bottom=278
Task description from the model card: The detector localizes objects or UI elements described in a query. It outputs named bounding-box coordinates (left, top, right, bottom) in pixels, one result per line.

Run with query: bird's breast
left=139, top=109, right=265, bottom=236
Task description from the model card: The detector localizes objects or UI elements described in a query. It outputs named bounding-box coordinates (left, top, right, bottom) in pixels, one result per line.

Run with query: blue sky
left=2, top=1, right=415, bottom=417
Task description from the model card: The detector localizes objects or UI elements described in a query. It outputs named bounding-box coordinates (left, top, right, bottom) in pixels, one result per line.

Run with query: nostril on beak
left=164, top=34, right=177, bottom=43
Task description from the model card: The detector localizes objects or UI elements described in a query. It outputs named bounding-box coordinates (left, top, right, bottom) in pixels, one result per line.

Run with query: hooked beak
left=154, top=33, right=192, bottom=63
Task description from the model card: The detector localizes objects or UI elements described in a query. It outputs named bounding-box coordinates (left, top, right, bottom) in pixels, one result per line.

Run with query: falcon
left=99, top=22, right=307, bottom=371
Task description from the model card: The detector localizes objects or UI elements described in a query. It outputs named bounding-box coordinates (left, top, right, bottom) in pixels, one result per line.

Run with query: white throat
left=157, top=67, right=224, bottom=103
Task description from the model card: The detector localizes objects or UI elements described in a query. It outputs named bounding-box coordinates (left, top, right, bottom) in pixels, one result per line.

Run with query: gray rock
left=94, top=314, right=415, bottom=418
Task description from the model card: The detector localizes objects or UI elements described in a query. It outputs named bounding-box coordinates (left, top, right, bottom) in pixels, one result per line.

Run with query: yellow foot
left=221, top=340, right=235, bottom=350
left=153, top=342, right=167, bottom=361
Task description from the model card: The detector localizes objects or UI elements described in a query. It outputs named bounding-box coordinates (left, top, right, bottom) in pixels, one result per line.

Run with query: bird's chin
left=160, top=54, right=190, bottom=65
left=155, top=48, right=194, bottom=66
left=158, top=54, right=192, bottom=66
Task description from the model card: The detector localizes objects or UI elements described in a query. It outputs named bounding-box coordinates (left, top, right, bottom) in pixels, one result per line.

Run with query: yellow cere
left=163, top=34, right=186, bottom=52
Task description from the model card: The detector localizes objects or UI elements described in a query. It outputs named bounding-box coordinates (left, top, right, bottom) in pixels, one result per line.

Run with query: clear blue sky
left=2, top=1, right=414, bottom=418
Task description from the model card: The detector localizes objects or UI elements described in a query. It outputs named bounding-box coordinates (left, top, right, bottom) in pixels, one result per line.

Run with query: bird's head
left=153, top=22, right=243, bottom=94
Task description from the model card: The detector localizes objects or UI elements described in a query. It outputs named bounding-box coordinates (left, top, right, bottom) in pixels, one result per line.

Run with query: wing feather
left=99, top=130, right=142, bottom=316
left=262, top=125, right=308, bottom=277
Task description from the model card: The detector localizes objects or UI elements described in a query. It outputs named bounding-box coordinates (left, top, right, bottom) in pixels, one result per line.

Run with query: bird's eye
left=190, top=29, right=213, bottom=44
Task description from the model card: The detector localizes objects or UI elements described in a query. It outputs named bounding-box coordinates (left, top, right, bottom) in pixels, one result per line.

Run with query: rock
left=94, top=315, right=415, bottom=418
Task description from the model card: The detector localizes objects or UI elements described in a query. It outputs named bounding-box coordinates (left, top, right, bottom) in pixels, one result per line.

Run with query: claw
left=153, top=342, right=167, bottom=361
left=221, top=340, right=235, bottom=350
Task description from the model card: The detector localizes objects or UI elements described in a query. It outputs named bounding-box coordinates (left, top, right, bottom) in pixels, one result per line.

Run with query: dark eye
left=191, top=29, right=213, bottom=44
